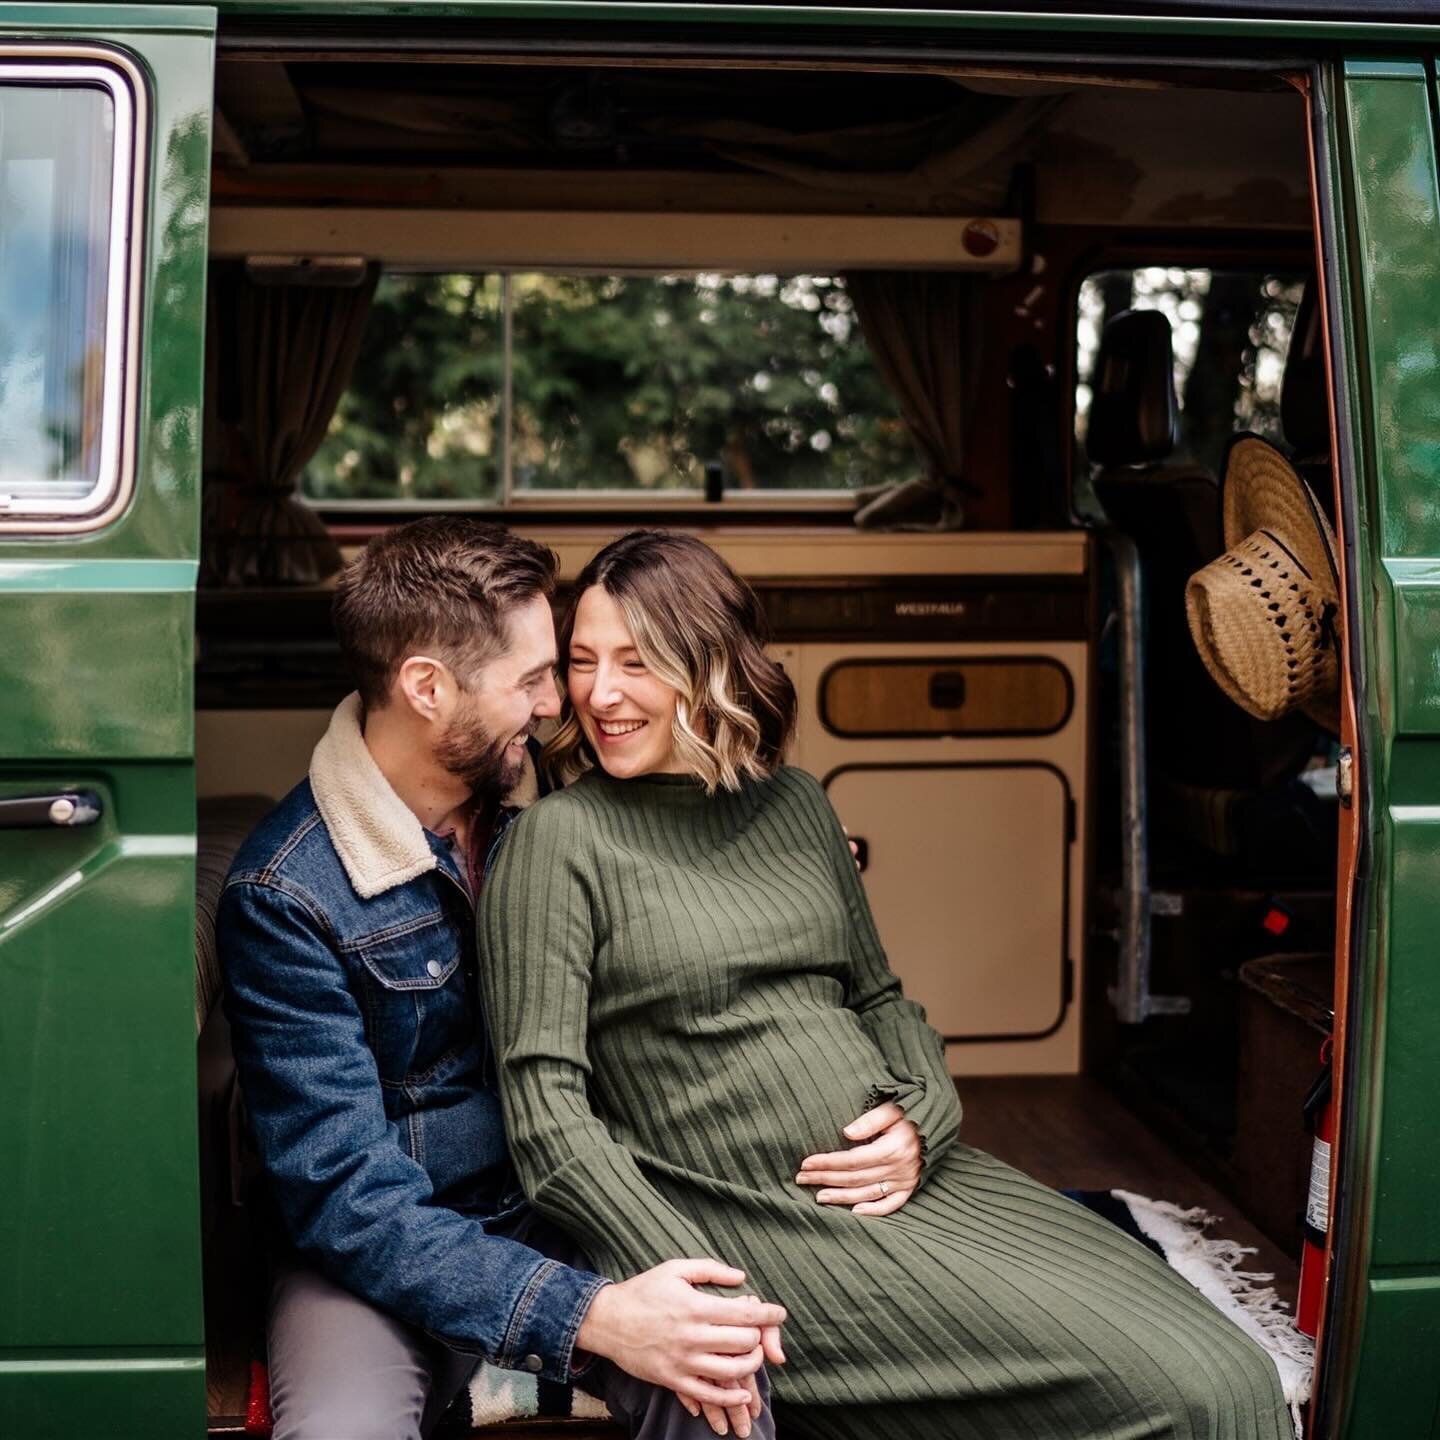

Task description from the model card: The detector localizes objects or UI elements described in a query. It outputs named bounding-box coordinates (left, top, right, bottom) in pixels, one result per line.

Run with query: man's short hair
left=332, top=518, right=559, bottom=710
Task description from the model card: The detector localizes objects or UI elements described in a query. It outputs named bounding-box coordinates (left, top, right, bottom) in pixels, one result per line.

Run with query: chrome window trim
left=0, top=46, right=148, bottom=535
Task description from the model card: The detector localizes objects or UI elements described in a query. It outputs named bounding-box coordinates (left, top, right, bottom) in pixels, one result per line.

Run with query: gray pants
left=267, top=1261, right=774, bottom=1440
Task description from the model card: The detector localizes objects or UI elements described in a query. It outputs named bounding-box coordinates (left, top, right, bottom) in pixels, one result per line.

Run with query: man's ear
left=394, top=654, right=457, bottom=724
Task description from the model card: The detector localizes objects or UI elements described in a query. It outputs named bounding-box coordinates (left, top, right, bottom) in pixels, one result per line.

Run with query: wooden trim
left=209, top=206, right=1022, bottom=270
left=333, top=527, right=1090, bottom=580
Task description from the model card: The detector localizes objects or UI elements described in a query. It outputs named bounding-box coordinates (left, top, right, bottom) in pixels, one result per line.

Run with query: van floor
left=206, top=1076, right=1297, bottom=1435
left=958, top=1075, right=1298, bottom=1307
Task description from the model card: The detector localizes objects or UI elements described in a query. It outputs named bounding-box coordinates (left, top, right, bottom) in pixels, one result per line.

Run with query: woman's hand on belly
left=795, top=1101, right=922, bottom=1217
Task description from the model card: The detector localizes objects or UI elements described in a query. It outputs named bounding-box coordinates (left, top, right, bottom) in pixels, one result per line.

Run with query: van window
left=304, top=271, right=918, bottom=506
left=1073, top=266, right=1306, bottom=478
left=0, top=66, right=135, bottom=524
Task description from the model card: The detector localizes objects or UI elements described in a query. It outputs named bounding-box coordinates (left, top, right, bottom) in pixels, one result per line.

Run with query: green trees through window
left=304, top=272, right=919, bottom=504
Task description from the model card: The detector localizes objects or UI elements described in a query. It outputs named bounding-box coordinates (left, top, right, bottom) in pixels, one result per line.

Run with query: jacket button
left=426, top=959, right=443, bottom=978
left=522, top=1354, right=543, bottom=1374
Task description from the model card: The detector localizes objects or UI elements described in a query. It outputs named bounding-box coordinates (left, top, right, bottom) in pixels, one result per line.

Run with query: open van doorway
left=191, top=35, right=1347, bottom=1438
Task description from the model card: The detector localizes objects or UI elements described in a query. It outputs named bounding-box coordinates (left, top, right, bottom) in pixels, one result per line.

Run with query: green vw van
left=3, top=0, right=1439, bottom=1434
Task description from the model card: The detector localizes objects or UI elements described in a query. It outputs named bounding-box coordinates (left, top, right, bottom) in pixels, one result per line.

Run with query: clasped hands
left=577, top=1258, right=782, bottom=1438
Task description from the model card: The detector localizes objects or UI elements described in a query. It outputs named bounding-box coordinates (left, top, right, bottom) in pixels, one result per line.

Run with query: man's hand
left=688, top=1371, right=765, bottom=1438
left=575, top=1258, right=786, bottom=1421
left=677, top=1325, right=784, bottom=1437
left=796, top=1101, right=921, bottom=1216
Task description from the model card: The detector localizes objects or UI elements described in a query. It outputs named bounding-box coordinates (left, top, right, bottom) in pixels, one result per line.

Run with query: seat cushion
left=197, top=795, right=277, bottom=1035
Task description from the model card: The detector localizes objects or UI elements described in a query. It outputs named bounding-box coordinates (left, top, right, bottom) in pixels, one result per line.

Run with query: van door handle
left=0, top=791, right=103, bottom=828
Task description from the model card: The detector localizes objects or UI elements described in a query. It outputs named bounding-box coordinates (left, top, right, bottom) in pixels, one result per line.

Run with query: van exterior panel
left=1341, top=1278, right=1440, bottom=1439
left=1385, top=563, right=1440, bottom=734
left=0, top=1355, right=204, bottom=1439
left=182, top=0, right=1440, bottom=46
left=1371, top=805, right=1440, bottom=1267
left=1341, top=61, right=1440, bottom=1271
left=1340, top=71, right=1440, bottom=564
left=1328, top=57, right=1440, bottom=1436
left=0, top=768, right=201, bottom=1337
left=0, top=579, right=193, bottom=760
left=0, top=11, right=213, bottom=1438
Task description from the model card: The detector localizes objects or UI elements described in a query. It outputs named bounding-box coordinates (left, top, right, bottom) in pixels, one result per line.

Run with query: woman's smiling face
left=566, top=585, right=688, bottom=778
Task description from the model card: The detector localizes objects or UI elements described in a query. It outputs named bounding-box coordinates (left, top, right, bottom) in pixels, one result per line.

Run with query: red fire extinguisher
left=1297, top=1036, right=1334, bottom=1338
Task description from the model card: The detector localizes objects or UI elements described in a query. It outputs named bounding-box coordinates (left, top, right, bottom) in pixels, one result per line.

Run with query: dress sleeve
left=796, top=771, right=963, bottom=1174
left=478, top=798, right=728, bottom=1284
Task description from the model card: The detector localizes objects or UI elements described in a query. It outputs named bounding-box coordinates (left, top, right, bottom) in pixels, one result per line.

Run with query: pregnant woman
left=479, top=530, right=1291, bottom=1440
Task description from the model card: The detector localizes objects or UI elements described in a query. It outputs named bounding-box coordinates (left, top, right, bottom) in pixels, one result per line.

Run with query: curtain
left=201, top=261, right=379, bottom=586
left=845, top=271, right=984, bottom=530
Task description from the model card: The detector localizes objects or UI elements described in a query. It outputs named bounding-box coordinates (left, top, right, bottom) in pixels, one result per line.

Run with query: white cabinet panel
left=827, top=764, right=1069, bottom=1041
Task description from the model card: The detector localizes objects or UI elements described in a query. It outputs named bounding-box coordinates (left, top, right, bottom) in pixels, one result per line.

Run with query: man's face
left=434, top=594, right=561, bottom=799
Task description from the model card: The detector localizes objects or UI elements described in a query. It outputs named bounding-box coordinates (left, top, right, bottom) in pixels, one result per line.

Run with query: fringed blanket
left=1066, top=1189, right=1314, bottom=1438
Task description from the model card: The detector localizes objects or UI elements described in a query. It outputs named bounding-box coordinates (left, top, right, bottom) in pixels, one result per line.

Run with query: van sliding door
left=1319, top=56, right=1440, bottom=1440
left=0, top=9, right=214, bottom=1437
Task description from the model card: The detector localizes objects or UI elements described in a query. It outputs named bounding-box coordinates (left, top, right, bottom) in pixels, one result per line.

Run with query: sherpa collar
left=309, top=692, right=540, bottom=900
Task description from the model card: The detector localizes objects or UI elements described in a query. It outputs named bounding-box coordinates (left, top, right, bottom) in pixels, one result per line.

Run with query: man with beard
left=218, top=519, right=782, bottom=1440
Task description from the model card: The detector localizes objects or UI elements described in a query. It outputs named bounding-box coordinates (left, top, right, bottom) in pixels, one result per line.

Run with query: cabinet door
left=0, top=11, right=214, bottom=1437
left=827, top=764, right=1071, bottom=1042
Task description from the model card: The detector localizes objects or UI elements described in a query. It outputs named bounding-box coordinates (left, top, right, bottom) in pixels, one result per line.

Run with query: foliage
left=306, top=273, right=504, bottom=502
left=305, top=271, right=919, bottom=501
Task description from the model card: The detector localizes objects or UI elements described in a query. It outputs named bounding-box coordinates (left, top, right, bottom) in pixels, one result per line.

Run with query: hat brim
left=1223, top=434, right=1339, bottom=599
left=1218, top=434, right=1342, bottom=736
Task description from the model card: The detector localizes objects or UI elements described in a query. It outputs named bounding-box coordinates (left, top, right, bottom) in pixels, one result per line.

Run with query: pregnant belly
left=593, top=1007, right=900, bottom=1190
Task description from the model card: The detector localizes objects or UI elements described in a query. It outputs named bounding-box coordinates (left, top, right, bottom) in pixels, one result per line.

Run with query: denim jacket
left=217, top=694, right=606, bottom=1380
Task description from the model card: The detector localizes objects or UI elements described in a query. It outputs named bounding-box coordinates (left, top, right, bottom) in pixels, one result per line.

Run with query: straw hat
left=1185, top=434, right=1341, bottom=734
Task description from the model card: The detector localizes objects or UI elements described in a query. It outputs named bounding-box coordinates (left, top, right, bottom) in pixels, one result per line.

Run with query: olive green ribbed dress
left=479, top=766, right=1291, bottom=1440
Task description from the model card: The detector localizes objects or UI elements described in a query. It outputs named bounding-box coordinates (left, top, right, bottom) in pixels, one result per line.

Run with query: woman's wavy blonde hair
left=545, top=530, right=796, bottom=794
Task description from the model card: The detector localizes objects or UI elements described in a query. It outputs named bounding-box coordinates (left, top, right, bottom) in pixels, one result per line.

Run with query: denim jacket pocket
left=353, top=916, right=469, bottom=1085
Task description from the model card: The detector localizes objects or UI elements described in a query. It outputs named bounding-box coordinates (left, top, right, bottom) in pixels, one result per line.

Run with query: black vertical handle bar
left=0, top=791, right=103, bottom=828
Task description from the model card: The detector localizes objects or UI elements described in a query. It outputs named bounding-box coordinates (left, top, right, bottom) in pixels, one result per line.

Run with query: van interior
left=193, top=37, right=1341, bottom=1434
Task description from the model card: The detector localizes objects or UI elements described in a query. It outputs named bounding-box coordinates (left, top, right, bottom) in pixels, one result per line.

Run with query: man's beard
left=435, top=697, right=534, bottom=801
